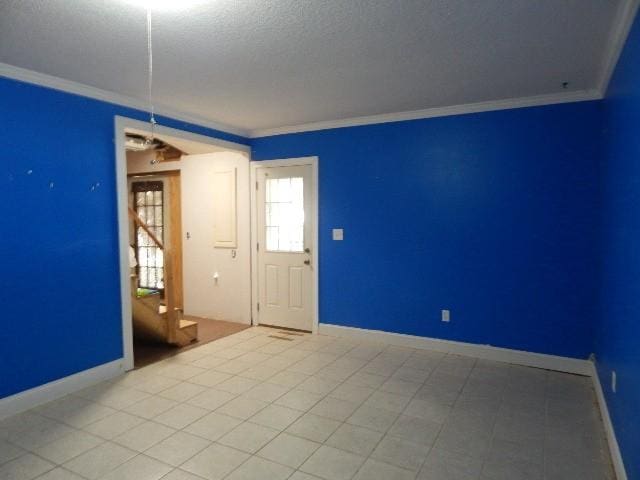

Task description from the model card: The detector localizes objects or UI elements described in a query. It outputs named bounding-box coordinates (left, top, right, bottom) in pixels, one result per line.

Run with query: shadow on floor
left=133, top=315, right=249, bottom=368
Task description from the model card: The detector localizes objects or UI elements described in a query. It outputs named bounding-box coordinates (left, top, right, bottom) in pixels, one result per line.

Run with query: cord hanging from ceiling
left=146, top=6, right=158, bottom=164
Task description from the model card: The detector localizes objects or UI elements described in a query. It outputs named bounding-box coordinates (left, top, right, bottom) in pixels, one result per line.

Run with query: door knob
left=304, top=248, right=311, bottom=253
left=304, top=260, right=310, bottom=265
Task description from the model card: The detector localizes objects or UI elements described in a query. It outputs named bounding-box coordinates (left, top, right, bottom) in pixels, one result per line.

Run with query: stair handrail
left=129, top=206, right=178, bottom=343
left=128, top=206, right=164, bottom=249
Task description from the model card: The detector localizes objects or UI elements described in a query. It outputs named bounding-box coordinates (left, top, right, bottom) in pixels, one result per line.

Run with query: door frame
left=250, top=157, right=319, bottom=333
left=114, top=115, right=251, bottom=371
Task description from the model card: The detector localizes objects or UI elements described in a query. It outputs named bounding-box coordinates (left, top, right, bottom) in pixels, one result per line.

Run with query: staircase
left=129, top=207, right=197, bottom=347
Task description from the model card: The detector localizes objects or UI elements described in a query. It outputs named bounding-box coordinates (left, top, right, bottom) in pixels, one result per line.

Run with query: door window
left=133, top=181, right=164, bottom=290
left=265, top=176, right=304, bottom=252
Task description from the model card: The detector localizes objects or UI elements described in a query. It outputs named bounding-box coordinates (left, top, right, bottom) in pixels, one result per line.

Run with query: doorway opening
left=115, top=118, right=319, bottom=371
left=115, top=117, right=252, bottom=370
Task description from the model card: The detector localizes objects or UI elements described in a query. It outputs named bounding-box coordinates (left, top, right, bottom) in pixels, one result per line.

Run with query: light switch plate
left=332, top=228, right=344, bottom=241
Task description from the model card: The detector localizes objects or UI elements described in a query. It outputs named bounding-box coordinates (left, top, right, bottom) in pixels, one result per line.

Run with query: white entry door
left=255, top=162, right=316, bottom=331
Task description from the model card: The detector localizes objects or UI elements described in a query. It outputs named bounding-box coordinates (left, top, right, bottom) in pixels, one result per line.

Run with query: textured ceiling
left=0, top=0, right=626, bottom=133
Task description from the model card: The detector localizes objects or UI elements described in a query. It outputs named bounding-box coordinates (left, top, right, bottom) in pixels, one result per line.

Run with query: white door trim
left=250, top=157, right=319, bottom=334
left=114, top=115, right=251, bottom=371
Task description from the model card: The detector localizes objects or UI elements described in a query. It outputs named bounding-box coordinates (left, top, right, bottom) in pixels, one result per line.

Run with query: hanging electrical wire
left=146, top=6, right=159, bottom=164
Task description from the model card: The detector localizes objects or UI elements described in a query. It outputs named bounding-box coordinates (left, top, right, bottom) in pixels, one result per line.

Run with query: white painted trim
left=114, top=116, right=251, bottom=371
left=250, top=157, right=320, bottom=334
left=319, top=324, right=592, bottom=376
left=114, top=118, right=134, bottom=371
left=0, top=62, right=249, bottom=138
left=249, top=90, right=602, bottom=138
left=598, top=0, right=640, bottom=94
left=0, top=360, right=124, bottom=420
left=591, top=362, right=628, bottom=480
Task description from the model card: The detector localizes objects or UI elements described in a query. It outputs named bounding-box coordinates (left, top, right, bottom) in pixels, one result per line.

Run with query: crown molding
left=0, top=62, right=250, bottom=138
left=249, top=89, right=602, bottom=138
left=598, top=0, right=640, bottom=95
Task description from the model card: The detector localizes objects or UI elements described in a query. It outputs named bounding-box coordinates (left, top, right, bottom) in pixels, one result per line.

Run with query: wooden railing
left=128, top=207, right=164, bottom=249
left=129, top=206, right=178, bottom=341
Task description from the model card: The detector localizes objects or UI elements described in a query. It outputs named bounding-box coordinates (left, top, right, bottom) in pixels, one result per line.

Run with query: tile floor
left=0, top=327, right=614, bottom=480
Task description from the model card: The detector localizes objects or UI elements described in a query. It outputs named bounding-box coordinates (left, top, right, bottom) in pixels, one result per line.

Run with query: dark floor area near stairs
left=133, top=315, right=249, bottom=368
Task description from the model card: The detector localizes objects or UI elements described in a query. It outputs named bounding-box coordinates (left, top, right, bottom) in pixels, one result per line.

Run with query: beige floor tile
left=309, top=396, right=359, bottom=421
left=215, top=376, right=260, bottom=395
left=347, top=405, right=398, bottom=432
left=100, top=454, right=172, bottom=480
left=371, top=435, right=428, bottom=472
left=268, top=370, right=309, bottom=388
left=82, top=411, right=145, bottom=440
left=257, top=432, right=321, bottom=468
left=7, top=417, right=75, bottom=450
left=0, top=440, right=25, bottom=465
left=300, top=445, right=366, bottom=480
left=249, top=404, right=303, bottom=430
left=418, top=448, right=483, bottom=480
left=243, top=382, right=289, bottom=402
left=145, top=431, right=210, bottom=466
left=364, top=391, right=411, bottom=413
left=113, top=421, right=176, bottom=452
left=353, top=458, right=416, bottom=480
left=133, top=376, right=181, bottom=394
left=226, top=456, right=293, bottom=480
left=184, top=412, right=242, bottom=441
left=288, top=472, right=324, bottom=480
left=181, top=443, right=249, bottom=479
left=186, top=388, right=237, bottom=411
left=188, top=370, right=233, bottom=388
left=63, top=442, right=137, bottom=479
left=329, top=383, right=375, bottom=403
left=388, top=414, right=442, bottom=446
left=124, top=396, right=179, bottom=419
left=34, top=467, right=86, bottom=480
left=34, top=430, right=103, bottom=464
left=154, top=403, right=209, bottom=429
left=214, top=360, right=253, bottom=375
left=325, top=423, right=383, bottom=457
left=2, top=327, right=615, bottom=480
left=285, top=413, right=341, bottom=442
left=218, top=422, right=279, bottom=453
left=158, top=382, right=208, bottom=402
left=216, top=396, right=268, bottom=420
left=0, top=453, right=54, bottom=480
left=275, top=389, right=324, bottom=412
left=159, top=469, right=206, bottom=480
left=157, top=364, right=207, bottom=381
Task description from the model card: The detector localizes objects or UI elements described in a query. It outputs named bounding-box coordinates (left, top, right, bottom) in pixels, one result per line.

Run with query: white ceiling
left=0, top=0, right=632, bottom=136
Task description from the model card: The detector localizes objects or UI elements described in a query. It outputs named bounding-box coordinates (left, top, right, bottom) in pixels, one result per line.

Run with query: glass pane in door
left=265, top=177, right=304, bottom=252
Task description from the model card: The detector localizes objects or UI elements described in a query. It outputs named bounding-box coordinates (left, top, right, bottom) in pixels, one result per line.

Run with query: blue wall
left=597, top=12, right=640, bottom=480
left=0, top=76, right=248, bottom=398
left=252, top=102, right=603, bottom=359
left=0, top=75, right=606, bottom=401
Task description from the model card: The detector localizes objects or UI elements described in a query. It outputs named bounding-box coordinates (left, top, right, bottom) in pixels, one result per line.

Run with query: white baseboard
left=591, top=362, right=628, bottom=480
left=0, top=360, right=125, bottom=420
left=318, top=324, right=592, bottom=376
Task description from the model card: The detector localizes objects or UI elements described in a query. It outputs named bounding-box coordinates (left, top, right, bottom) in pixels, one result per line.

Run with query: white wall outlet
left=332, top=228, right=344, bottom=241
left=441, top=309, right=450, bottom=322
left=612, top=371, right=617, bottom=393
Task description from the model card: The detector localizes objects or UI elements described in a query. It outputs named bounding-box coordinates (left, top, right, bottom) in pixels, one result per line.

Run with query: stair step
left=179, top=319, right=197, bottom=329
